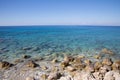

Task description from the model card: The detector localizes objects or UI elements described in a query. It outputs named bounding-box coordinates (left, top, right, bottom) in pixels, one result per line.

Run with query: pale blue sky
left=0, top=0, right=120, bottom=26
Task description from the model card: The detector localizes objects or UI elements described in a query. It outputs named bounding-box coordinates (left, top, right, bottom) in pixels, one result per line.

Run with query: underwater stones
left=48, top=72, right=61, bottom=80
left=112, top=60, right=120, bottom=70
left=26, top=60, right=37, bottom=68
left=64, top=55, right=74, bottom=62
left=33, top=56, right=43, bottom=61
left=93, top=55, right=101, bottom=59
left=22, top=55, right=31, bottom=59
left=73, top=56, right=82, bottom=64
left=102, top=58, right=113, bottom=66
left=101, top=48, right=114, bottom=55
left=32, top=47, right=39, bottom=51
left=78, top=55, right=85, bottom=59
left=26, top=76, right=35, bottom=80
left=51, top=58, right=58, bottom=63
left=14, top=58, right=24, bottom=64
left=0, top=61, right=13, bottom=69
left=60, top=61, right=69, bottom=69
left=23, top=47, right=32, bottom=50
left=94, top=61, right=103, bottom=71
left=0, top=49, right=4, bottom=54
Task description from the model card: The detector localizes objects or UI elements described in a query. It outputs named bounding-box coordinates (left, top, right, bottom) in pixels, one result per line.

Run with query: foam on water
left=0, top=26, right=120, bottom=61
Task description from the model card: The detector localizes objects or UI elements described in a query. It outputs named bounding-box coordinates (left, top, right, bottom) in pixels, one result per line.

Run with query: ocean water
left=0, top=25, right=120, bottom=61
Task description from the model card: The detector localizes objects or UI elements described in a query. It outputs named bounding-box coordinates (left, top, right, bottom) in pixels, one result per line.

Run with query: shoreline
left=0, top=50, right=120, bottom=80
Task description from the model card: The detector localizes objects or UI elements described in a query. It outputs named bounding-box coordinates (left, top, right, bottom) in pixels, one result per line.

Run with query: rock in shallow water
left=101, top=48, right=114, bottom=55
left=102, top=58, right=113, bottom=66
left=0, top=61, right=13, bottom=69
left=23, top=47, right=32, bottom=50
left=22, top=55, right=31, bottom=59
left=26, top=60, right=38, bottom=68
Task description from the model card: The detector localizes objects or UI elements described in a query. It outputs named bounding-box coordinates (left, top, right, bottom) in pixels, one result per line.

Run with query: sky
left=0, top=0, right=120, bottom=26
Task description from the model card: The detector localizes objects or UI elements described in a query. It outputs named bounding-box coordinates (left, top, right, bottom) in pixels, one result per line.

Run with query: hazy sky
left=0, top=0, right=120, bottom=26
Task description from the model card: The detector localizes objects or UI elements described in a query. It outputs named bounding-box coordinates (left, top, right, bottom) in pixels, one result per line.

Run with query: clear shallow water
left=0, top=26, right=120, bottom=61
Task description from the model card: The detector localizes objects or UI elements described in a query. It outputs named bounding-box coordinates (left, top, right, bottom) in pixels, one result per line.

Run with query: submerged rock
left=14, top=58, right=24, bottom=64
left=0, top=61, right=13, bottom=69
left=26, top=60, right=38, bottom=68
left=77, top=55, right=85, bottom=59
left=64, top=55, right=74, bottom=62
left=23, top=47, right=32, bottom=50
left=93, top=55, right=101, bottom=59
left=101, top=48, right=114, bottom=55
left=32, top=47, right=40, bottom=51
left=73, top=56, right=82, bottom=64
left=60, top=61, right=69, bottom=69
left=51, top=58, right=58, bottom=63
left=102, top=58, right=113, bottom=66
left=22, top=55, right=31, bottom=59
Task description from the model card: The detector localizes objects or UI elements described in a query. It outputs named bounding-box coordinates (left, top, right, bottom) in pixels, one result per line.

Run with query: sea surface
left=0, top=25, right=120, bottom=61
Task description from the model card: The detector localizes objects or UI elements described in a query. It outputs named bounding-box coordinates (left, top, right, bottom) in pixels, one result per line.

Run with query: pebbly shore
left=0, top=48, right=120, bottom=80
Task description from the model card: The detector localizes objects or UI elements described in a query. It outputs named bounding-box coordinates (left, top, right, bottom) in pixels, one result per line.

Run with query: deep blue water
left=0, top=25, right=120, bottom=61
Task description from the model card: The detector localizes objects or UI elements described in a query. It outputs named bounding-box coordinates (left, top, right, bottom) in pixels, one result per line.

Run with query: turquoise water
left=0, top=26, right=120, bottom=61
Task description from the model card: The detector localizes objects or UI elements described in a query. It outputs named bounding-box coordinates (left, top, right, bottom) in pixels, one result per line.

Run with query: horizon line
left=0, top=24, right=120, bottom=27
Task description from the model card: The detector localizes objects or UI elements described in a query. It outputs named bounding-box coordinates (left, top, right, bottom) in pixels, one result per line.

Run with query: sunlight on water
left=0, top=26, right=120, bottom=61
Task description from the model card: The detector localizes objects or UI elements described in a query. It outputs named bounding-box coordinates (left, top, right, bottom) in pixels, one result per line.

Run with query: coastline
left=0, top=49, right=120, bottom=80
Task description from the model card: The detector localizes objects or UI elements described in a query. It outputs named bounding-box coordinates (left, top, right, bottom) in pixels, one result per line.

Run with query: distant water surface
left=0, top=26, right=120, bottom=61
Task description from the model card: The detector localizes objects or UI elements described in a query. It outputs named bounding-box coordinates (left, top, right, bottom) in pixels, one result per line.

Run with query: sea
left=0, top=25, right=120, bottom=62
